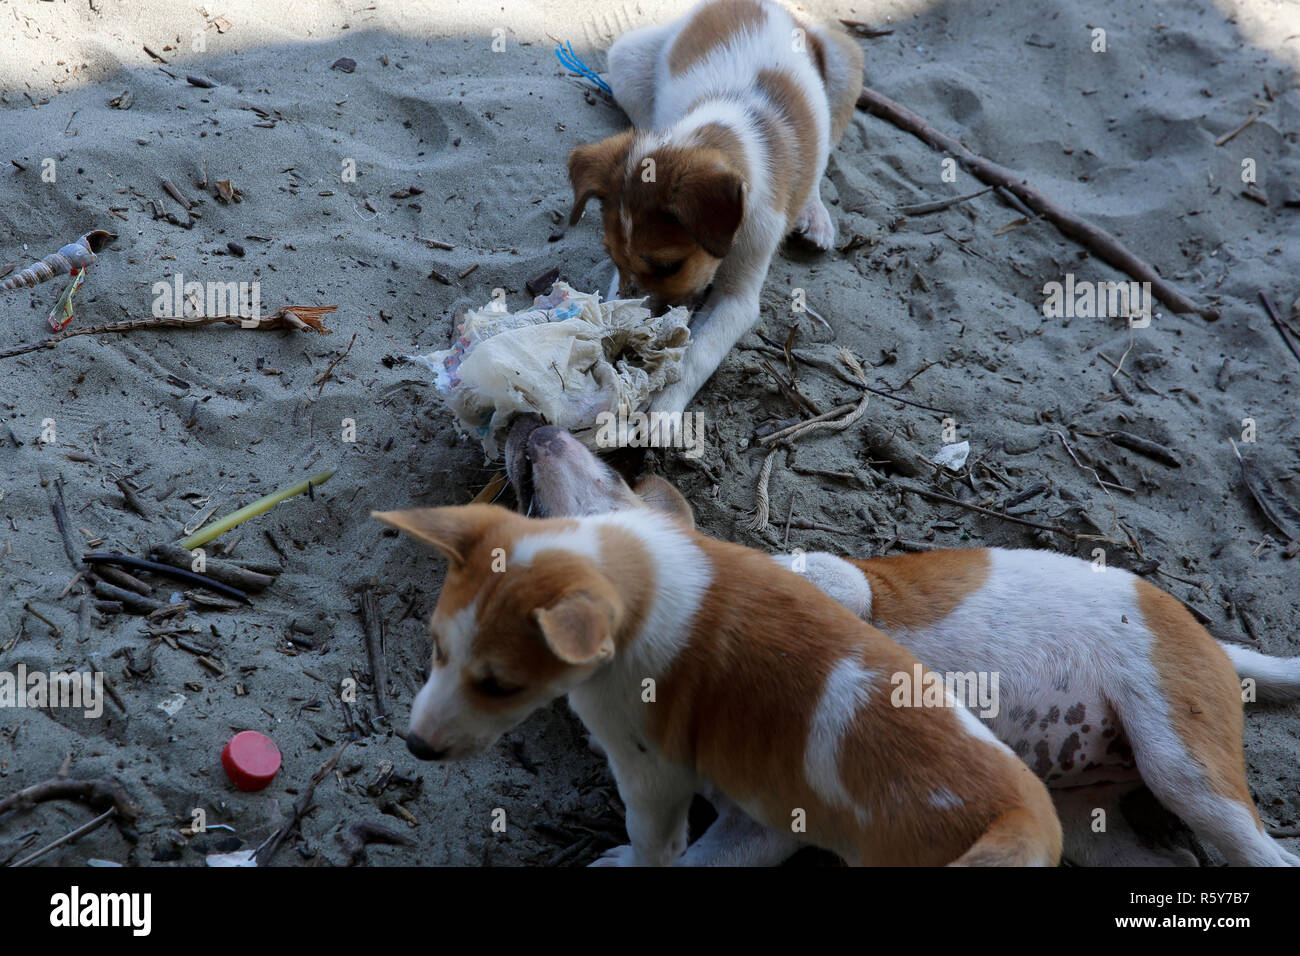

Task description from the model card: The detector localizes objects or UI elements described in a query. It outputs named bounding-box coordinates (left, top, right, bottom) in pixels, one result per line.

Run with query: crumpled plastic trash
left=407, top=282, right=691, bottom=458
left=933, top=440, right=971, bottom=471
left=205, top=849, right=258, bottom=867
left=157, top=692, right=187, bottom=717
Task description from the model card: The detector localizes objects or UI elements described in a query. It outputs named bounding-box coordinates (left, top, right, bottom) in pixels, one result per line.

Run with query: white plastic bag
left=408, top=282, right=691, bottom=458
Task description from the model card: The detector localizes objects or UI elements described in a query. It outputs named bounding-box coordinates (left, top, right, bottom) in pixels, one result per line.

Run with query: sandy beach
left=0, top=0, right=1297, bottom=866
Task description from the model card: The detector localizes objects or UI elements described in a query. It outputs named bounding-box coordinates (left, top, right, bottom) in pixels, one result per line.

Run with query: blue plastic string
left=555, top=41, right=613, bottom=95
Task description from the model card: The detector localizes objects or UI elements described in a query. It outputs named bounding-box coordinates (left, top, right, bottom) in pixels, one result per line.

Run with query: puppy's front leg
left=592, top=747, right=696, bottom=867
left=648, top=227, right=779, bottom=414
left=648, top=287, right=761, bottom=414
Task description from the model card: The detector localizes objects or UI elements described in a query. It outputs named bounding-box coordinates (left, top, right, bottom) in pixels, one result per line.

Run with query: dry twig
left=254, top=742, right=349, bottom=865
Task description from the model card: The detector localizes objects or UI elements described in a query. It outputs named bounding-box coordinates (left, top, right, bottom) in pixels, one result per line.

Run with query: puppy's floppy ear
left=372, top=504, right=507, bottom=566
left=633, top=474, right=695, bottom=530
left=670, top=161, right=747, bottom=258
left=533, top=589, right=620, bottom=666
left=567, top=130, right=635, bottom=225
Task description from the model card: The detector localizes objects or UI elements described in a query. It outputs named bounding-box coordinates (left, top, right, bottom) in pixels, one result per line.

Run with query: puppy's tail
left=1219, top=641, right=1300, bottom=703
left=950, top=806, right=1062, bottom=867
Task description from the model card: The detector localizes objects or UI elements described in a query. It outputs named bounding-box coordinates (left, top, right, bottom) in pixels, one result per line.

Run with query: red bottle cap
left=221, top=731, right=282, bottom=791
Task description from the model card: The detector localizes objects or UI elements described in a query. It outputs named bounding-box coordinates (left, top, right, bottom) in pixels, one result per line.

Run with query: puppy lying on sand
left=377, top=501, right=1061, bottom=866
left=502, top=417, right=1300, bottom=867
left=567, top=0, right=864, bottom=413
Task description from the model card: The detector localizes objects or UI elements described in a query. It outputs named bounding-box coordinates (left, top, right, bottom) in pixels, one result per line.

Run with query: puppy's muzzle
left=405, top=733, right=448, bottom=762
left=505, top=413, right=548, bottom=513
left=506, top=415, right=590, bottom=514
left=505, top=414, right=641, bottom=517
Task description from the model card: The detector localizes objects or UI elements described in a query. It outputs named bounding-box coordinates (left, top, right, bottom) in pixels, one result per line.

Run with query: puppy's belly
left=990, top=692, right=1140, bottom=789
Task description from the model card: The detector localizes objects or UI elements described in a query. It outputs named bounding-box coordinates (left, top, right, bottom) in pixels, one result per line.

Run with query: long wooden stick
left=893, top=480, right=1091, bottom=541
left=10, top=808, right=116, bottom=867
left=896, top=185, right=994, bottom=216
left=0, top=305, right=335, bottom=360
left=0, top=775, right=140, bottom=821
left=83, top=552, right=249, bottom=604
left=150, top=543, right=277, bottom=591
left=1260, top=292, right=1300, bottom=364
left=856, top=88, right=1217, bottom=320
left=358, top=585, right=391, bottom=720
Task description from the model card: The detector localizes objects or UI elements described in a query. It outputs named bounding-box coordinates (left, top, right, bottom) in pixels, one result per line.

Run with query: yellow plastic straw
left=178, top=469, right=335, bottom=550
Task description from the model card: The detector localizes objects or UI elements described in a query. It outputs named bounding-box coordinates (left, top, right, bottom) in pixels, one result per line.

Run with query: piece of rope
left=744, top=450, right=779, bottom=533
left=746, top=349, right=872, bottom=532
left=761, top=350, right=870, bottom=446
left=776, top=398, right=868, bottom=445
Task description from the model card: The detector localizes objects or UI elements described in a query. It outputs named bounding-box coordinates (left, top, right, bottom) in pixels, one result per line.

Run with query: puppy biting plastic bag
left=408, top=282, right=691, bottom=458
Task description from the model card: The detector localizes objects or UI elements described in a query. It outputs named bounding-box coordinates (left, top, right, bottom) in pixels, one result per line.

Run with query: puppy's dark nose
left=405, top=734, right=447, bottom=761
left=528, top=425, right=568, bottom=455
left=506, top=413, right=547, bottom=453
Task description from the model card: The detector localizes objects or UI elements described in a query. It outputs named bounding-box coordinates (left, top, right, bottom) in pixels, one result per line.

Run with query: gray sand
left=0, top=0, right=1296, bottom=865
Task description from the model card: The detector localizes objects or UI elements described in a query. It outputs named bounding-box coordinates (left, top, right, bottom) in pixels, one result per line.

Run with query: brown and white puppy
left=567, top=0, right=863, bottom=413
left=503, top=420, right=1300, bottom=867
left=377, top=502, right=1061, bottom=866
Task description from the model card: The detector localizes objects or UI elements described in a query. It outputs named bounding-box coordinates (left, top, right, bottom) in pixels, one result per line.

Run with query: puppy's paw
left=589, top=844, right=638, bottom=867
left=792, top=196, right=835, bottom=251
left=645, top=384, right=689, bottom=417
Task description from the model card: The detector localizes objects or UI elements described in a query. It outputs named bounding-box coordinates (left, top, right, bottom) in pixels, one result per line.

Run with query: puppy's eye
left=650, top=259, right=684, bottom=279
left=475, top=673, right=524, bottom=698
